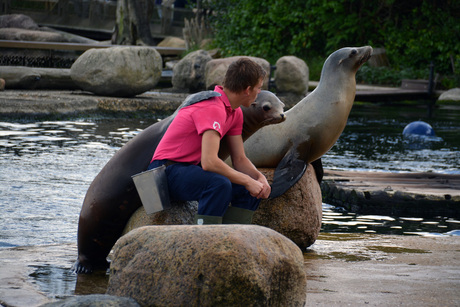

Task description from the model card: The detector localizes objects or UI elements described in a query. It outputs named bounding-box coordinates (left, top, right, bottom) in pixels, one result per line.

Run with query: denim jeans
left=148, top=160, right=260, bottom=216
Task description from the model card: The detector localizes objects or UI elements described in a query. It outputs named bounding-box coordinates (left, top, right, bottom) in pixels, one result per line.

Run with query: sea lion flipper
left=181, top=91, right=222, bottom=108
left=269, top=147, right=307, bottom=199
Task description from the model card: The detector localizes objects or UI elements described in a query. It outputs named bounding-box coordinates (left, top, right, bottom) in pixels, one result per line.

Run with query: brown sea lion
left=73, top=90, right=285, bottom=274
left=243, top=46, right=373, bottom=198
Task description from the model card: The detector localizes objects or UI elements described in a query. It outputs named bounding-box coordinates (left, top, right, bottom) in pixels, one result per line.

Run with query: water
left=0, top=103, right=459, bottom=249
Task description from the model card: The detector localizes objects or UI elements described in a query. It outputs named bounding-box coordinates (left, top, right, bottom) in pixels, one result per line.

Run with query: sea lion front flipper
left=269, top=147, right=307, bottom=199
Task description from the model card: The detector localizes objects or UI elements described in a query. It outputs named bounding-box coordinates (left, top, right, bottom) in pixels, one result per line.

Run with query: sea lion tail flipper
left=268, top=147, right=307, bottom=199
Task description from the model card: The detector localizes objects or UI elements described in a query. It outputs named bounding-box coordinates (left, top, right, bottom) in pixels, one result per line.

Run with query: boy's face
left=242, top=79, right=264, bottom=108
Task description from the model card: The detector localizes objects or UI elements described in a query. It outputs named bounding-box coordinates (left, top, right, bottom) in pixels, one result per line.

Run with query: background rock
left=205, top=56, right=271, bottom=90
left=438, top=88, right=460, bottom=101
left=107, top=225, right=307, bottom=306
left=124, top=164, right=322, bottom=249
left=0, top=14, right=39, bottom=30
left=157, top=36, right=186, bottom=48
left=70, top=46, right=162, bottom=97
left=274, top=56, right=309, bottom=95
left=172, top=49, right=212, bottom=92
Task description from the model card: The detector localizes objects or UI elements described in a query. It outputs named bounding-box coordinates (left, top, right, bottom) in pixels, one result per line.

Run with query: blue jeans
left=148, top=160, right=261, bottom=216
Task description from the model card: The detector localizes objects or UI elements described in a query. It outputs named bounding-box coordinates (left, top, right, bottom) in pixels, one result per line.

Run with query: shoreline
left=1, top=234, right=459, bottom=306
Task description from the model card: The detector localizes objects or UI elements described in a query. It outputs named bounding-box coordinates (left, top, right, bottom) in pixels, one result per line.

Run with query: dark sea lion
left=243, top=46, right=373, bottom=198
left=73, top=90, right=285, bottom=274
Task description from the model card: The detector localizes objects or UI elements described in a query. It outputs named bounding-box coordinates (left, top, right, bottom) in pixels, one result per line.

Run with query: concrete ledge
left=321, top=170, right=460, bottom=218
left=0, top=90, right=188, bottom=117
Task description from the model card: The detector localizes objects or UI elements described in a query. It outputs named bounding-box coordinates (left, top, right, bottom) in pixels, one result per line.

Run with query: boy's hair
left=223, top=57, right=266, bottom=93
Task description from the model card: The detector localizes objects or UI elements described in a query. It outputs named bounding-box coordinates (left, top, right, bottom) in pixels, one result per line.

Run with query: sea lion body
left=74, top=90, right=285, bottom=273
left=243, top=46, right=373, bottom=198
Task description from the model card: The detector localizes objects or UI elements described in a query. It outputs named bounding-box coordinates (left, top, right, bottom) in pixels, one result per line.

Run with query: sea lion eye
left=263, top=105, right=271, bottom=111
left=350, top=49, right=357, bottom=57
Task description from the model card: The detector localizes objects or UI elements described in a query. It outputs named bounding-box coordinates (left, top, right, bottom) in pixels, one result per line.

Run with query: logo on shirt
left=213, top=121, right=221, bottom=131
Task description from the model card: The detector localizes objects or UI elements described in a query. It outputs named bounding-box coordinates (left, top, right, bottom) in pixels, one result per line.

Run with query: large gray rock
left=107, top=225, right=307, bottom=306
left=124, top=164, right=322, bottom=249
left=71, top=47, right=162, bottom=97
left=205, top=56, right=271, bottom=90
left=438, top=88, right=460, bottom=102
left=39, top=294, right=140, bottom=307
left=274, top=56, right=309, bottom=96
left=172, top=49, right=212, bottom=92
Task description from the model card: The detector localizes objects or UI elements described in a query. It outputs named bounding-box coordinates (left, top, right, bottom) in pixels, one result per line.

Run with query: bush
left=204, top=0, right=459, bottom=86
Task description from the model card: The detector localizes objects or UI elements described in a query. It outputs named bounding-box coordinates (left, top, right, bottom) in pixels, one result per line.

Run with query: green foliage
left=204, top=0, right=459, bottom=84
left=356, top=66, right=429, bottom=87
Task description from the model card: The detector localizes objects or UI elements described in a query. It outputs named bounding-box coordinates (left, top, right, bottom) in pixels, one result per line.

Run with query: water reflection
left=0, top=103, right=459, bottom=249
left=322, top=204, right=460, bottom=236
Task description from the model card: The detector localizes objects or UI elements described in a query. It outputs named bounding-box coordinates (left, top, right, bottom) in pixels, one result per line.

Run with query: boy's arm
left=201, top=130, right=269, bottom=199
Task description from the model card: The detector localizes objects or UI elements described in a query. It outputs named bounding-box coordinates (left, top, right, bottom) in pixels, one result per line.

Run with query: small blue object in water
left=403, top=121, right=436, bottom=136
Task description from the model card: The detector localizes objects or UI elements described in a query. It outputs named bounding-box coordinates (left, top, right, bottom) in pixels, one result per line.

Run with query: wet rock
left=172, top=49, right=212, bottom=92
left=124, top=164, right=322, bottom=249
left=438, top=88, right=460, bottom=101
left=107, top=225, right=307, bottom=306
left=274, top=56, right=309, bottom=96
left=70, top=46, right=162, bottom=97
left=39, top=294, right=140, bottom=306
left=205, top=56, right=271, bottom=90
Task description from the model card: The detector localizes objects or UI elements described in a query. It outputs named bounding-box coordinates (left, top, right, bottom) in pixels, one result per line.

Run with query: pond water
left=0, top=102, right=459, bottom=250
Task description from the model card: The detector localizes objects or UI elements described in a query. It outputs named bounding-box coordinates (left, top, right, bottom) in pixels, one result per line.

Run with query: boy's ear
left=244, top=86, right=251, bottom=96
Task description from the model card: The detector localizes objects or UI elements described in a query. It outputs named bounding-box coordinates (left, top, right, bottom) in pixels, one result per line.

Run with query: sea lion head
left=323, top=46, right=373, bottom=77
left=241, top=90, right=286, bottom=138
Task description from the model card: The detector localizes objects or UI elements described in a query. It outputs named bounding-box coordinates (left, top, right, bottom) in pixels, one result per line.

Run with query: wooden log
left=0, top=66, right=78, bottom=90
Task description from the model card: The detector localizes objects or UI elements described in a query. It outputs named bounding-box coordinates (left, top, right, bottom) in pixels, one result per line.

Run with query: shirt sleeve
left=191, top=103, right=226, bottom=137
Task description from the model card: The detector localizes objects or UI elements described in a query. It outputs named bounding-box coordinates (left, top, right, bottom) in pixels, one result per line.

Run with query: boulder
left=274, top=56, right=309, bottom=96
left=172, top=49, right=212, bottom=92
left=254, top=165, right=322, bottom=249
left=39, top=294, right=140, bottom=307
left=438, top=88, right=460, bottom=102
left=157, top=36, right=186, bottom=48
left=107, top=225, right=306, bottom=306
left=205, top=56, right=271, bottom=90
left=124, top=164, right=322, bottom=249
left=70, top=46, right=162, bottom=97
left=0, top=14, right=39, bottom=30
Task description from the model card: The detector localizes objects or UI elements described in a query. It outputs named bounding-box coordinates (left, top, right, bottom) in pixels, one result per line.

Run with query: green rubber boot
left=194, top=214, right=222, bottom=225
left=222, top=206, right=255, bottom=224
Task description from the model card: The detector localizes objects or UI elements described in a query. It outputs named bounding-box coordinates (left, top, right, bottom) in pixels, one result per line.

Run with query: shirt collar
left=214, top=85, right=234, bottom=112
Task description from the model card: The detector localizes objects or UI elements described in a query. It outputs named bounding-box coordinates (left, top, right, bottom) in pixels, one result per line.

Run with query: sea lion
left=243, top=46, right=373, bottom=198
left=73, top=90, right=285, bottom=274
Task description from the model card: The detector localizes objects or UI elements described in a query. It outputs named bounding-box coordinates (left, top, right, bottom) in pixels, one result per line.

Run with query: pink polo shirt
left=152, top=86, right=243, bottom=165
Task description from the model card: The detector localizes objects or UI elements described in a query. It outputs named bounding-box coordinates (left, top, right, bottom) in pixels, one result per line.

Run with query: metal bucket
left=132, top=165, right=171, bottom=214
